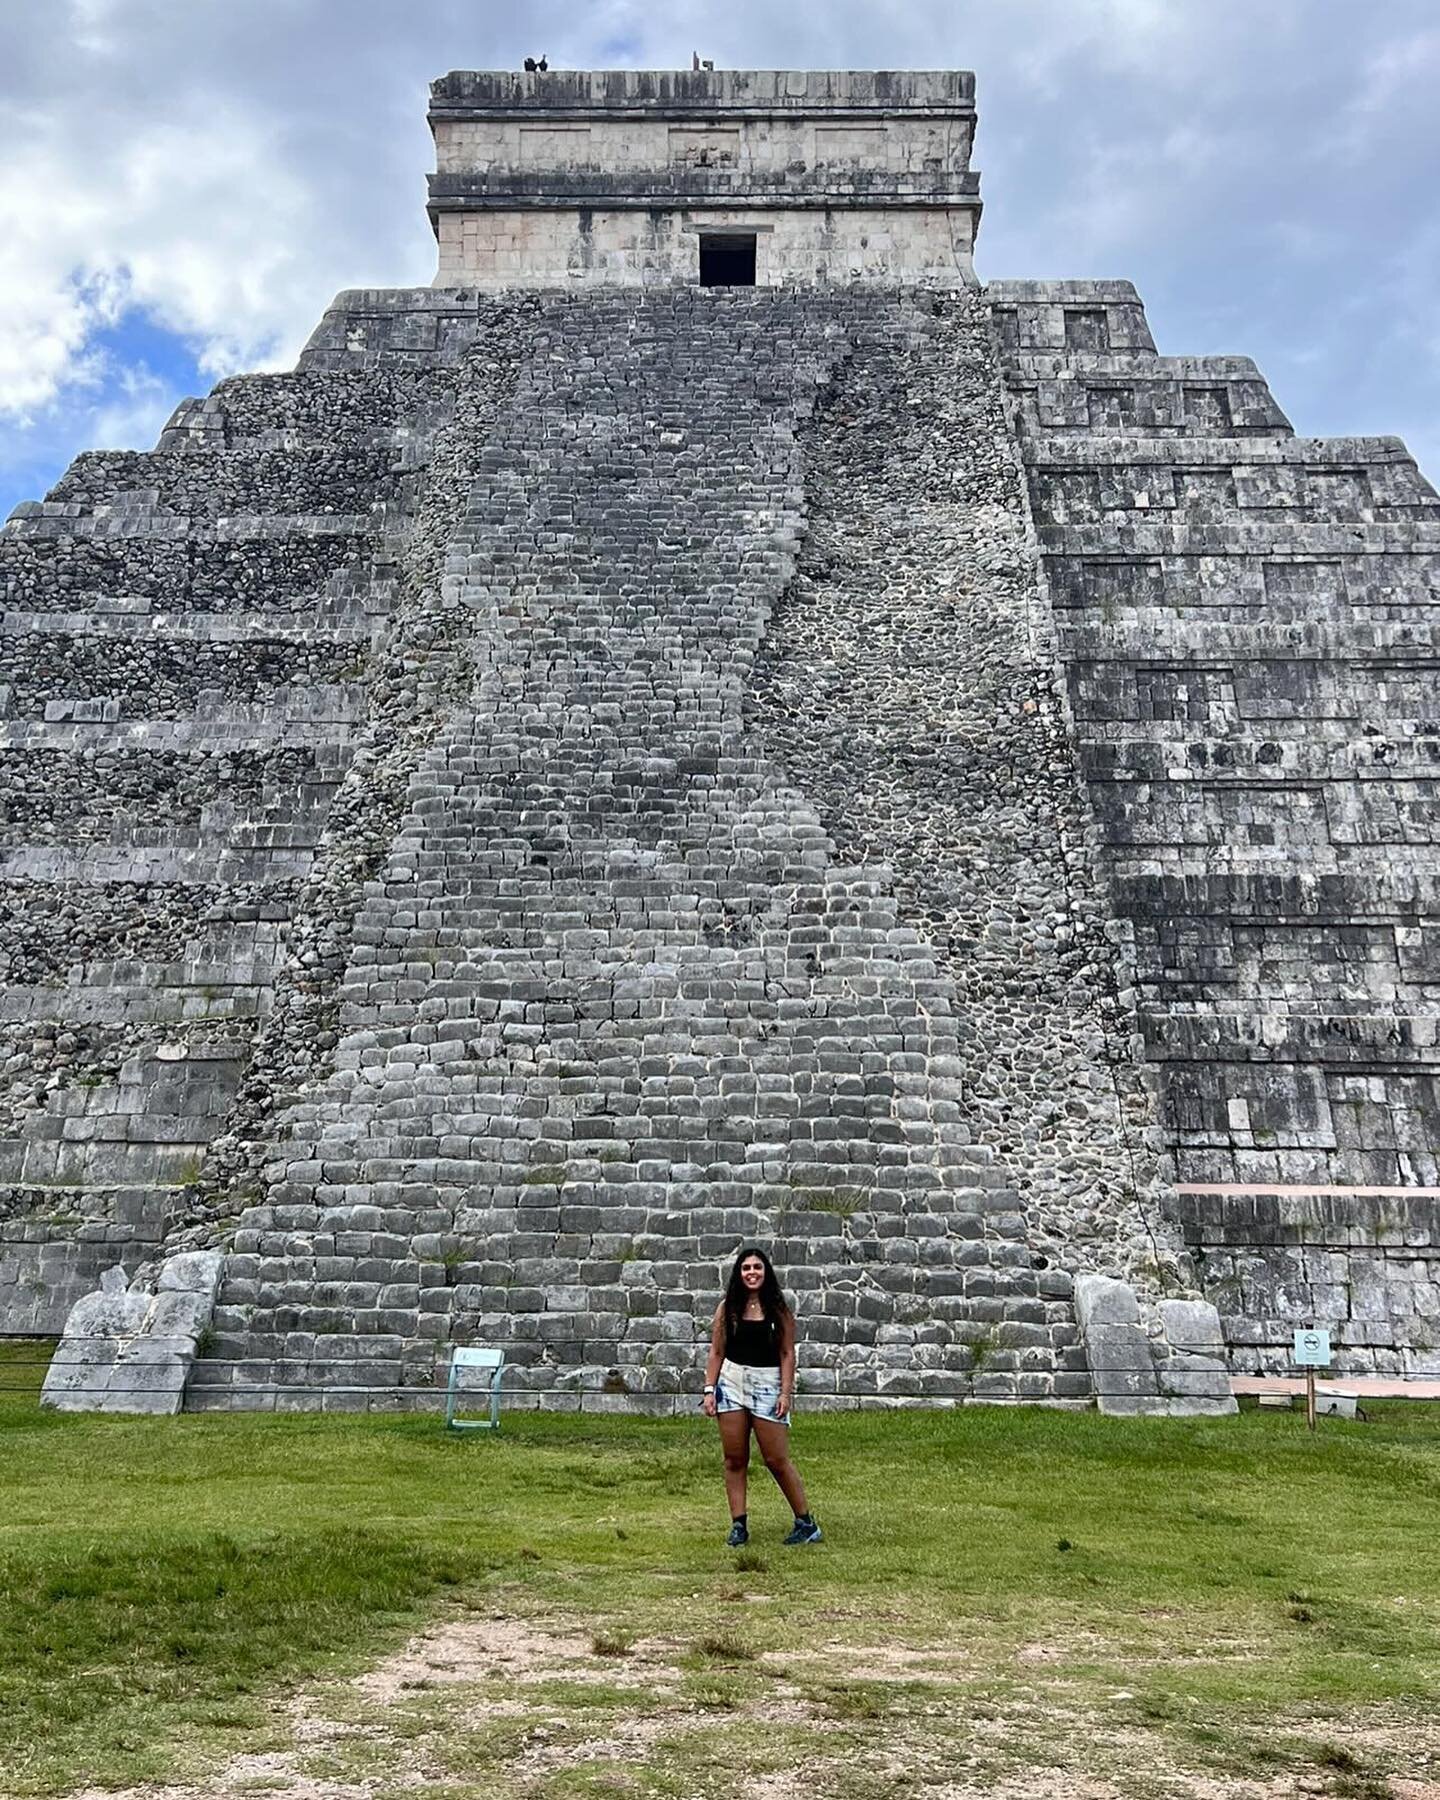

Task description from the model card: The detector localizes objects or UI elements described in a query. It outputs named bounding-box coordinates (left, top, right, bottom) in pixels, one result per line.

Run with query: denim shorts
left=715, top=1358, right=789, bottom=1426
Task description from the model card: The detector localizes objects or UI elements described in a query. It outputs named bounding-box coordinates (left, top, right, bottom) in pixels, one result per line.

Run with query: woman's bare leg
left=718, top=1408, right=752, bottom=1518
left=752, top=1415, right=808, bottom=1516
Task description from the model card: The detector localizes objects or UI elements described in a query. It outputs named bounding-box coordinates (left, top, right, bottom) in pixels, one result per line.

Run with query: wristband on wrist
left=703, top=1384, right=716, bottom=1393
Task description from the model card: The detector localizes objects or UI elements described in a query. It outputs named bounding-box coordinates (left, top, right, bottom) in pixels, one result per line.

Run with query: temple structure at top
left=426, top=67, right=982, bottom=287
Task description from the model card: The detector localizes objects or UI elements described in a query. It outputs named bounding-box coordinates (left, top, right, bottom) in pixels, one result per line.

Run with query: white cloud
left=0, top=82, right=363, bottom=418
left=1348, top=26, right=1440, bottom=121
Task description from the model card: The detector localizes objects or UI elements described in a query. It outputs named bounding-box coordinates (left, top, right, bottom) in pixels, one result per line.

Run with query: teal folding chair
left=444, top=1346, right=505, bottom=1431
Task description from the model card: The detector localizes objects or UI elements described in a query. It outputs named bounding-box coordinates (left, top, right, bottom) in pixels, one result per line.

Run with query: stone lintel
left=426, top=175, right=982, bottom=215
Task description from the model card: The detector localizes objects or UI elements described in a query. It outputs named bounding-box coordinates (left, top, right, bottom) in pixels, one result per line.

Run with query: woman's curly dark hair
left=723, top=1244, right=791, bottom=1346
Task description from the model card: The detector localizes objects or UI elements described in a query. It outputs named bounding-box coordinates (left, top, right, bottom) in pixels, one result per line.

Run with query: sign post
left=1292, top=1327, right=1332, bottom=1433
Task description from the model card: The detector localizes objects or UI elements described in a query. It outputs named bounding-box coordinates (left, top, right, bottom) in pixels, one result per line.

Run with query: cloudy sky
left=2, top=0, right=1438, bottom=517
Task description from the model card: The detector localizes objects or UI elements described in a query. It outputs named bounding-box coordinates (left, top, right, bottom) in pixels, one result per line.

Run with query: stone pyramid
left=6, top=69, right=1433, bottom=1414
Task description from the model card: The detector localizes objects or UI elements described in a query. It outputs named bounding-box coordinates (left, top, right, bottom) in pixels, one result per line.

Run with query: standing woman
left=702, top=1246, right=822, bottom=1547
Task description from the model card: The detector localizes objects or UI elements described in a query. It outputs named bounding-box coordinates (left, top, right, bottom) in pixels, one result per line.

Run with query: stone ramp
left=189, top=290, right=1086, bottom=1412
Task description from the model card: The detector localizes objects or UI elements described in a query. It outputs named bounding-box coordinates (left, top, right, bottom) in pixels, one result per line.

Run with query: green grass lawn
left=3, top=1340, right=1440, bottom=1798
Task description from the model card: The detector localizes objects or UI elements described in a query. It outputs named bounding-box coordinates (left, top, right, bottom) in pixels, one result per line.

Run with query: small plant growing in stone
left=439, top=1244, right=475, bottom=1285
left=590, top=1631, right=632, bottom=1658
left=788, top=1184, right=865, bottom=1220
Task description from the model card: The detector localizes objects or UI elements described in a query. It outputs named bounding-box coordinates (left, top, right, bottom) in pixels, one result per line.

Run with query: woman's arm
left=777, top=1310, right=797, bottom=1418
left=702, top=1304, right=726, bottom=1416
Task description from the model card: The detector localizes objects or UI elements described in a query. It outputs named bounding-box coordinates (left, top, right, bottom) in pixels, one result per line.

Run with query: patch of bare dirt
left=353, top=1615, right=602, bottom=1702
left=56, top=1611, right=1440, bottom=1800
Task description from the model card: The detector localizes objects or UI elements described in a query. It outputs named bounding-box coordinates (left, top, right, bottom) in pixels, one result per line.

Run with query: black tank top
left=727, top=1312, right=781, bottom=1368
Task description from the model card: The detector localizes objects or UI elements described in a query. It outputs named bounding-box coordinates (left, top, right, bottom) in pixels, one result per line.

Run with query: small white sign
left=1293, top=1328, right=1332, bottom=1367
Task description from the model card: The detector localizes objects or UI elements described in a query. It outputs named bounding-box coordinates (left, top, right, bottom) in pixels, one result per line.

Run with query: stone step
left=0, top=718, right=359, bottom=754
left=1083, top=748, right=1440, bottom=791
left=1, top=608, right=381, bottom=644
left=0, top=981, right=269, bottom=1027
left=47, top=446, right=407, bottom=518
left=987, top=280, right=1158, bottom=357
left=0, top=863, right=304, bottom=986
left=291, top=288, right=542, bottom=376
left=1009, top=369, right=1291, bottom=438
left=0, top=520, right=388, bottom=614
left=1024, top=433, right=1424, bottom=471
left=181, top=1353, right=1088, bottom=1411
left=1041, top=520, right=1440, bottom=557
left=1140, top=1010, right=1440, bottom=1061
left=155, top=369, right=454, bottom=455
left=3, top=505, right=377, bottom=537
left=0, top=843, right=313, bottom=883
left=9, top=801, right=337, bottom=855
left=1031, top=480, right=1438, bottom=528
left=1048, top=555, right=1440, bottom=617
left=1064, top=635, right=1440, bottom=674
left=0, top=627, right=366, bottom=718
left=0, top=1184, right=179, bottom=1333
left=5, top=1136, right=214, bottom=1187
left=1107, top=845, right=1438, bottom=880
left=26, top=687, right=364, bottom=732
left=1113, top=866, right=1440, bottom=914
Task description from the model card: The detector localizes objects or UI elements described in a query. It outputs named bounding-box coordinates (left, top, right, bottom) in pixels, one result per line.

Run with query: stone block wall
left=0, top=290, right=536, bottom=1336
left=994, top=278, right=1440, bottom=1374
left=433, top=207, right=977, bottom=290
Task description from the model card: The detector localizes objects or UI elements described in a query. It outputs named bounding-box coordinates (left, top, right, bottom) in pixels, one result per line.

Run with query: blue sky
left=3, top=0, right=1439, bottom=518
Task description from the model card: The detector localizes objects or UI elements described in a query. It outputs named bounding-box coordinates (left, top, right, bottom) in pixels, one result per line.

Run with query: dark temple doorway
left=699, top=233, right=757, bottom=286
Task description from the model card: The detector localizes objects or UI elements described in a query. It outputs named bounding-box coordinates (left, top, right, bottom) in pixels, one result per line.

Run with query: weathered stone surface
left=41, top=1249, right=223, bottom=1414
left=1084, top=1322, right=1162, bottom=1413
left=1158, top=1298, right=1225, bottom=1354
left=995, top=276, right=1440, bottom=1380
left=157, top=1249, right=224, bottom=1292
left=1074, top=1273, right=1142, bottom=1332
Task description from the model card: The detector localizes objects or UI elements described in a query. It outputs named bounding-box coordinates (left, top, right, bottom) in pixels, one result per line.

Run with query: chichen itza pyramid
left=7, top=68, right=1436, bottom=1415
